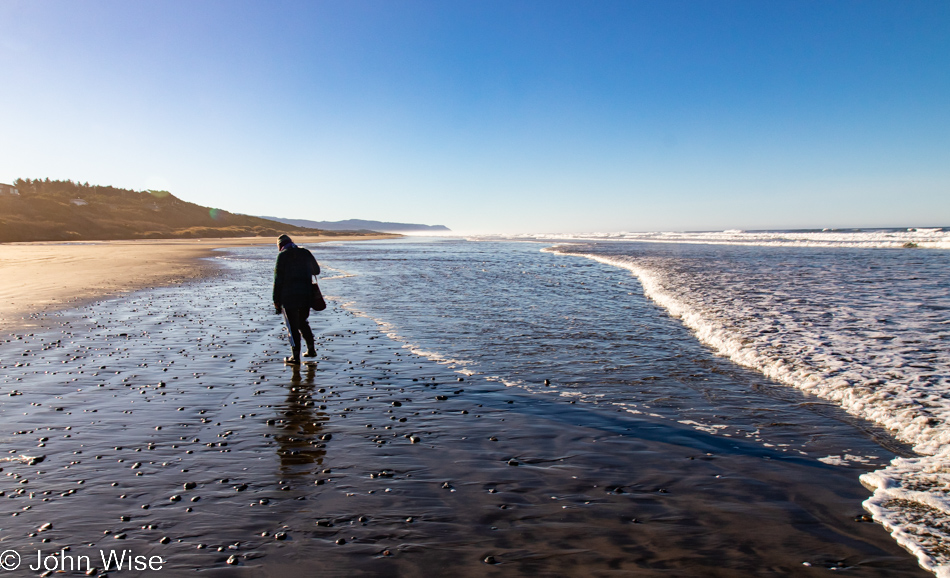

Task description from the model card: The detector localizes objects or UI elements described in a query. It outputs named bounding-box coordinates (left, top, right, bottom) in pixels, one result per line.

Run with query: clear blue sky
left=1, top=0, right=947, bottom=233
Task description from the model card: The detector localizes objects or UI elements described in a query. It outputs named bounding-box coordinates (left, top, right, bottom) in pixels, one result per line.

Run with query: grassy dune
left=0, top=179, right=362, bottom=242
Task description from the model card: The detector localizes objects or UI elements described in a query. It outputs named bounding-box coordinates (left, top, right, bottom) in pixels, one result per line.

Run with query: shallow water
left=547, top=241, right=950, bottom=576
left=315, top=237, right=949, bottom=575
left=0, top=241, right=933, bottom=576
left=316, top=239, right=913, bottom=457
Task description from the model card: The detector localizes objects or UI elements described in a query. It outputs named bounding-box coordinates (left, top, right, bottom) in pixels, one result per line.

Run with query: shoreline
left=0, top=234, right=399, bottom=330
left=0, top=248, right=928, bottom=576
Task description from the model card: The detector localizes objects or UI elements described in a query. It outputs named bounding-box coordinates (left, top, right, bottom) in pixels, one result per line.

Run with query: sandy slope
left=0, top=235, right=397, bottom=328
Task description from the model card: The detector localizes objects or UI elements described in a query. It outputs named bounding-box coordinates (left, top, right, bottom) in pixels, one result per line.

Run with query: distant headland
left=263, top=216, right=451, bottom=234
left=0, top=179, right=384, bottom=243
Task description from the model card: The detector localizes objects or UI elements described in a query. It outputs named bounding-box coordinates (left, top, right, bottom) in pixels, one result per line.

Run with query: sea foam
left=486, top=227, right=950, bottom=250
left=546, top=241, right=950, bottom=577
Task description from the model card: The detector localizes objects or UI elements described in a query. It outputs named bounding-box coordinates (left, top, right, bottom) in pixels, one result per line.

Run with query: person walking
left=273, top=234, right=320, bottom=364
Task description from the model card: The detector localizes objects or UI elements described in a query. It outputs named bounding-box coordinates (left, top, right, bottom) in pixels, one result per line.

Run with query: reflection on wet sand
left=272, top=364, right=329, bottom=475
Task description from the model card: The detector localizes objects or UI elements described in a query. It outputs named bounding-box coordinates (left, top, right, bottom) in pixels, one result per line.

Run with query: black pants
left=283, top=306, right=314, bottom=357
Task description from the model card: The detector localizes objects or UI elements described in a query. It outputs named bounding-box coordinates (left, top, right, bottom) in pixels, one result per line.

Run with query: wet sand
left=0, top=249, right=930, bottom=577
left=0, top=235, right=398, bottom=330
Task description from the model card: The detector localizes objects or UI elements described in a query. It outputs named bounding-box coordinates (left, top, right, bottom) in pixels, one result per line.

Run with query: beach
left=4, top=1, right=946, bottom=574
left=0, top=236, right=398, bottom=330
left=0, top=239, right=937, bottom=576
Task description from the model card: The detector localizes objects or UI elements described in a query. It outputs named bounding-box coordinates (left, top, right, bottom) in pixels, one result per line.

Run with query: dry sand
left=0, top=235, right=397, bottom=329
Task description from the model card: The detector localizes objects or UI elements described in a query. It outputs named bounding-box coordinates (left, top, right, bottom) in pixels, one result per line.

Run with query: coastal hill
left=264, top=216, right=451, bottom=233
left=0, top=179, right=359, bottom=243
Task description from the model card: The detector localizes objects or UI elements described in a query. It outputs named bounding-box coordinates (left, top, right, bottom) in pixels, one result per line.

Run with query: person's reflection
left=273, top=363, right=330, bottom=475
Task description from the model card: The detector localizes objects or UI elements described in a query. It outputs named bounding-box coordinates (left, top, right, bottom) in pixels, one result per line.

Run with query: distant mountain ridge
left=263, top=217, right=451, bottom=233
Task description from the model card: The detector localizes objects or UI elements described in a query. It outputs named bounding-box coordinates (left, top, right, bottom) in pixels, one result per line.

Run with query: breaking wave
left=547, top=242, right=950, bottom=576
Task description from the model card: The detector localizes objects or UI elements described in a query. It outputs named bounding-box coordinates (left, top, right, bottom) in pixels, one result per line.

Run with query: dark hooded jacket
left=273, top=245, right=320, bottom=310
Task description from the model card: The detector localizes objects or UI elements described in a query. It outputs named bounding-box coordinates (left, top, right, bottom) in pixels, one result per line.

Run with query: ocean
left=313, top=230, right=950, bottom=576
left=0, top=230, right=947, bottom=576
